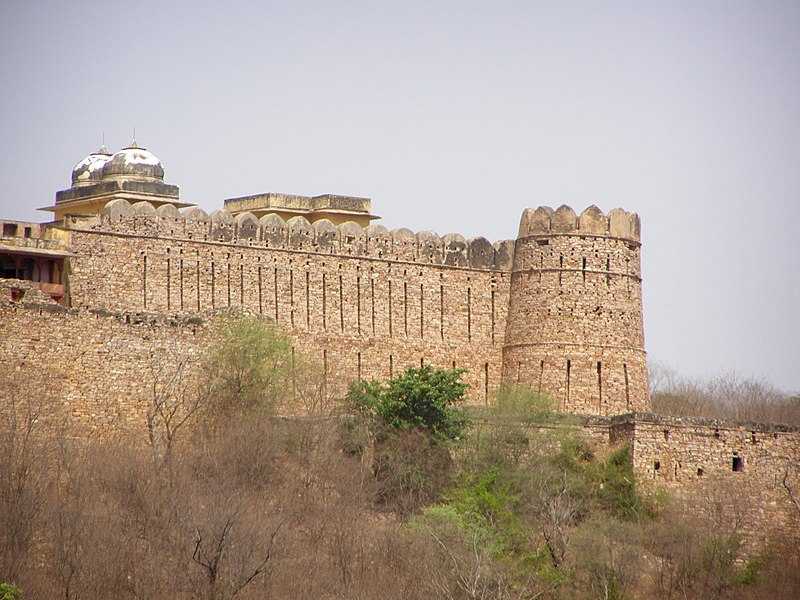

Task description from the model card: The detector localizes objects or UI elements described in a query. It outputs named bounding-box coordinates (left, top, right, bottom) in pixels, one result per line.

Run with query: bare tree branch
left=782, top=468, right=800, bottom=516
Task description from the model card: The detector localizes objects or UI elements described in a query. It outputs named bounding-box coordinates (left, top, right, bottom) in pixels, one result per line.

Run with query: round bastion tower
left=502, top=205, right=649, bottom=415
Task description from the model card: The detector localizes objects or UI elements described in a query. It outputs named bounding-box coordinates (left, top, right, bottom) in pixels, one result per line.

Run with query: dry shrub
left=649, top=362, right=800, bottom=426
left=372, top=429, right=453, bottom=518
left=0, top=395, right=452, bottom=600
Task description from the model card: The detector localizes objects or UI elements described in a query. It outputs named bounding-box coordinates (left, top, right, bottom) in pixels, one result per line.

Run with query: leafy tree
left=347, top=365, right=469, bottom=441
left=202, top=313, right=293, bottom=419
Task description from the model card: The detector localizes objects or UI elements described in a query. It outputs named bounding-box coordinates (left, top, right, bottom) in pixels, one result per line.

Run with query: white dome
left=71, top=147, right=112, bottom=186
left=102, top=143, right=164, bottom=181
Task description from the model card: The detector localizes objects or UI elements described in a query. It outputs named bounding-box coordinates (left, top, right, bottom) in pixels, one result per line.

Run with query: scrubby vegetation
left=649, top=361, right=800, bottom=426
left=1, top=318, right=799, bottom=599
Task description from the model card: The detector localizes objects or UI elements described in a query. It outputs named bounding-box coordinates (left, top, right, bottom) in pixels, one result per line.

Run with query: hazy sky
left=1, top=1, right=798, bottom=392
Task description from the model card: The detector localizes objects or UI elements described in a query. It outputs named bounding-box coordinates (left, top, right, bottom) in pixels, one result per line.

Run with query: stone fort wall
left=62, top=202, right=516, bottom=403
left=58, top=199, right=649, bottom=413
left=0, top=282, right=207, bottom=433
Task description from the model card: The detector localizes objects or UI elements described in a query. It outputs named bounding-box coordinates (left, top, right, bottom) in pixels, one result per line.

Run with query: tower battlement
left=518, top=205, right=640, bottom=241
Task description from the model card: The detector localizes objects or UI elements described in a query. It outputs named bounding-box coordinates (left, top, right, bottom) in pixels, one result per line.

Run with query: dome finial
left=129, top=127, right=139, bottom=149
left=97, top=132, right=109, bottom=155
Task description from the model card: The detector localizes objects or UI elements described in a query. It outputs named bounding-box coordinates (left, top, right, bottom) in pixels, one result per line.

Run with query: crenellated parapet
left=518, top=205, right=640, bottom=243
left=85, top=199, right=514, bottom=271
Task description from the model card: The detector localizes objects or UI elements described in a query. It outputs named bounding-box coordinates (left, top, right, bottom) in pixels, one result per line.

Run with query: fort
left=1, top=141, right=798, bottom=548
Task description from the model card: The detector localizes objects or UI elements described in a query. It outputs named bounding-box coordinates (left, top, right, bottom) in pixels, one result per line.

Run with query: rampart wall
left=62, top=201, right=515, bottom=402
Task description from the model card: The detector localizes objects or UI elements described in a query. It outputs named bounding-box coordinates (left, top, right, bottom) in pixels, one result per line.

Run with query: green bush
left=347, top=365, right=469, bottom=441
left=591, top=445, right=657, bottom=521
left=0, top=583, right=22, bottom=600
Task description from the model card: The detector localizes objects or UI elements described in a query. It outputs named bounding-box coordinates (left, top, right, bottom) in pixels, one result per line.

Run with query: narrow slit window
left=321, top=272, right=326, bottom=330
left=467, top=287, right=472, bottom=342
left=179, top=250, right=184, bottom=311
left=142, top=253, right=148, bottom=308
left=305, top=271, right=310, bottom=327
left=440, top=284, right=445, bottom=340
left=623, top=363, right=630, bottom=409
left=388, top=280, right=393, bottom=337
left=289, top=268, right=295, bottom=327
left=339, top=274, right=344, bottom=332
left=356, top=275, right=362, bottom=335
left=732, top=454, right=744, bottom=472
left=370, top=275, right=376, bottom=334
left=196, top=252, right=201, bottom=311
left=226, top=256, right=231, bottom=307
left=565, top=359, right=571, bottom=406
left=597, top=361, right=602, bottom=408
left=273, top=267, right=279, bottom=322
left=419, top=283, right=424, bottom=338
left=403, top=281, right=408, bottom=336
left=258, top=265, right=263, bottom=314
left=166, top=250, right=171, bottom=310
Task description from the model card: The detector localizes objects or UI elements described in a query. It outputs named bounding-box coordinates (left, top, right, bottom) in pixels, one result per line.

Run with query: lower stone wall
left=0, top=281, right=207, bottom=433
left=616, top=413, right=800, bottom=549
left=517, top=413, right=800, bottom=552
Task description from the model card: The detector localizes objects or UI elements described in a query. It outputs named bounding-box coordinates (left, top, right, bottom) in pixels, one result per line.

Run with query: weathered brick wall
left=503, top=206, right=649, bottom=415
left=616, top=413, right=800, bottom=548
left=0, top=282, right=207, bottom=433
left=62, top=205, right=514, bottom=403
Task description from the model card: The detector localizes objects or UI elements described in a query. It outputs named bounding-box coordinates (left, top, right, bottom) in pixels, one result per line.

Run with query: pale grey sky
left=1, top=1, right=798, bottom=392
